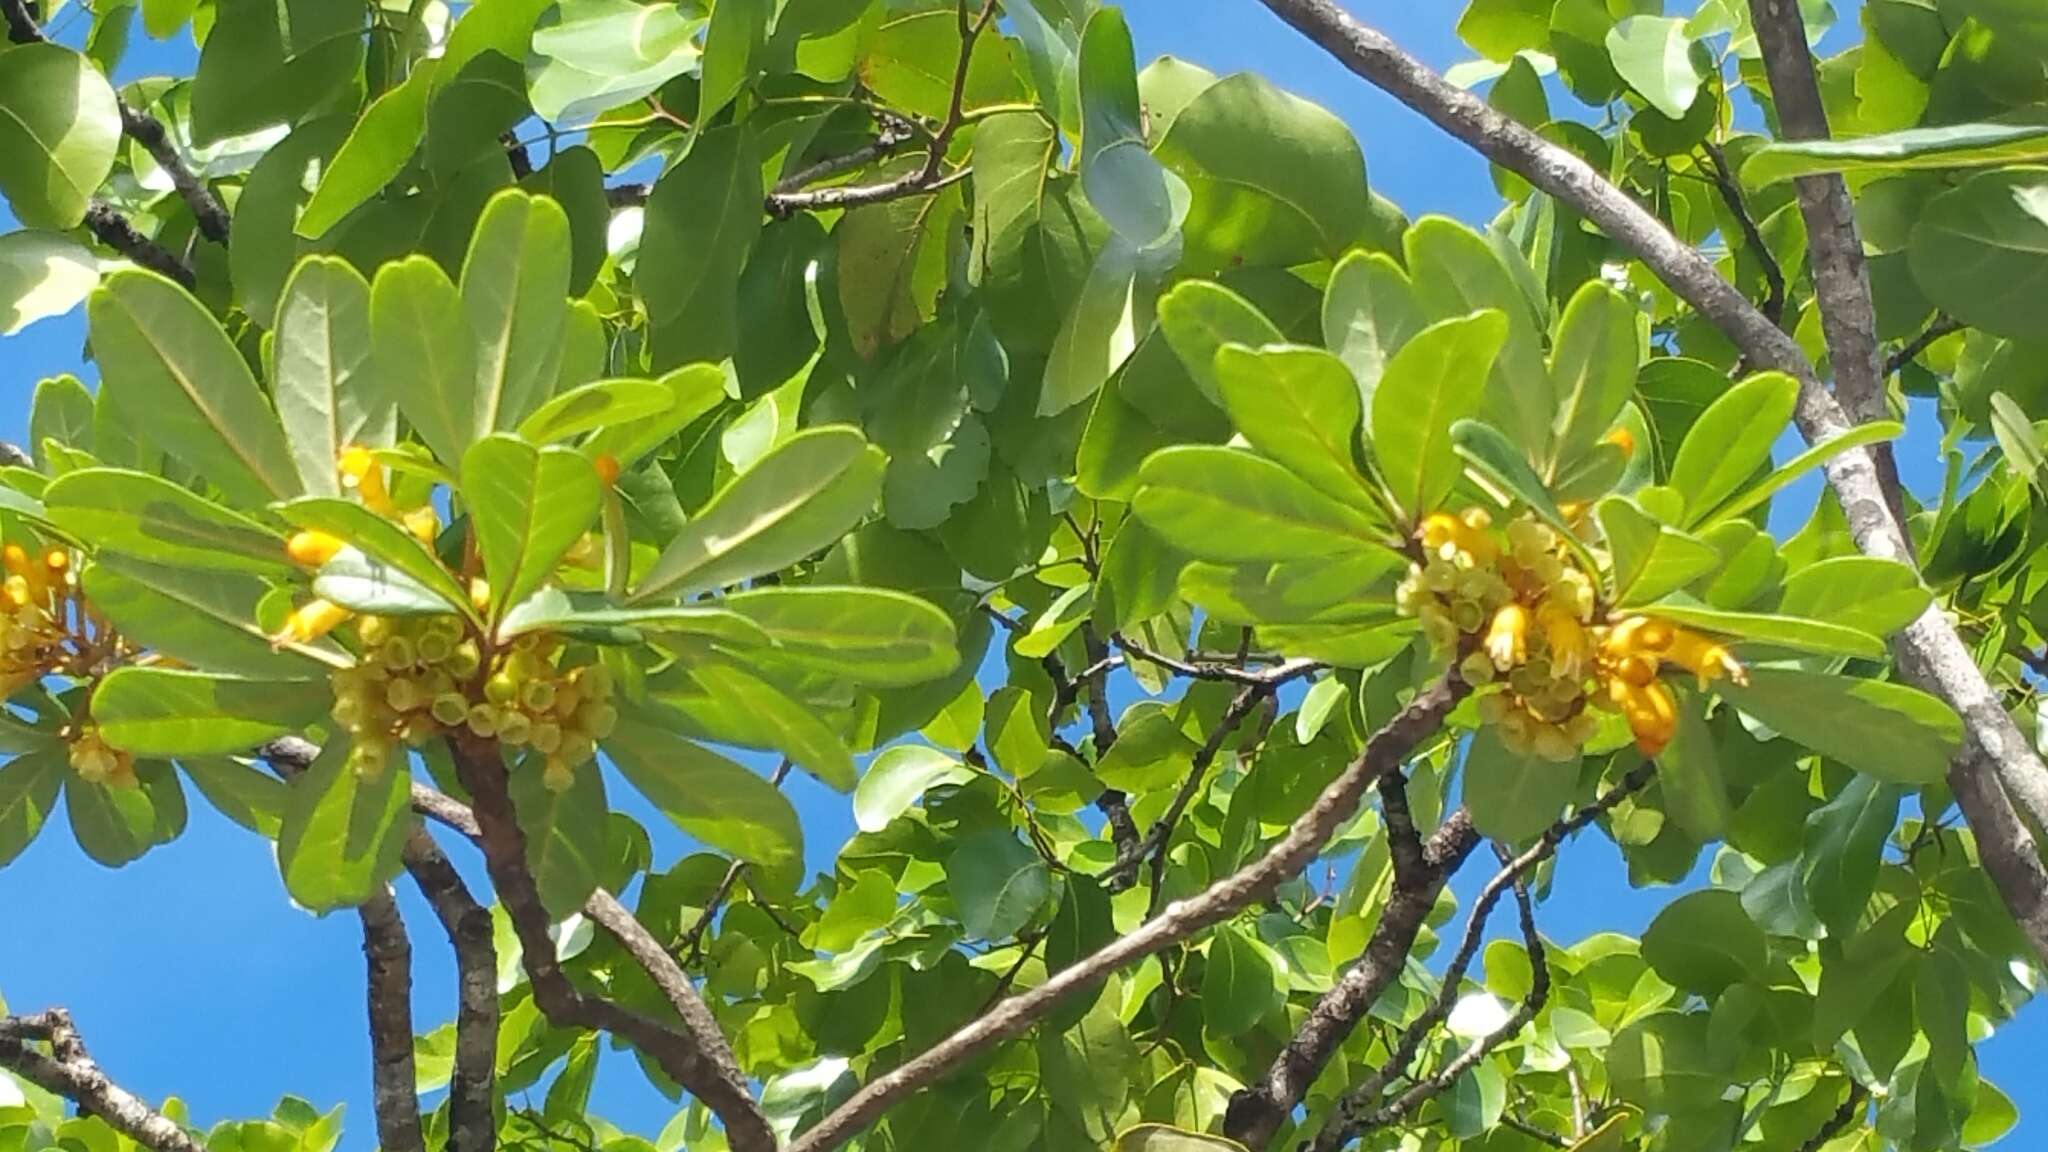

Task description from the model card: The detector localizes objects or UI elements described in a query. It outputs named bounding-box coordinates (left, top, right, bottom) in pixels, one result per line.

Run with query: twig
left=1108, top=684, right=1269, bottom=894
left=358, top=889, right=427, bottom=1152
left=677, top=760, right=793, bottom=965
left=1884, top=315, right=1964, bottom=377
left=1249, top=0, right=2048, bottom=970
left=1115, top=633, right=1322, bottom=688
left=83, top=204, right=194, bottom=288
left=784, top=674, right=1470, bottom=1152
left=1795, top=1084, right=1870, bottom=1152
left=0, top=1010, right=203, bottom=1152
left=1500, top=1113, right=1571, bottom=1149
left=1701, top=141, right=1785, bottom=327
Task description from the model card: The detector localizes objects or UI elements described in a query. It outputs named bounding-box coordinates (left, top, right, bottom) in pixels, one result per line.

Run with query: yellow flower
left=402, top=506, right=440, bottom=547
left=1485, top=604, right=1530, bottom=671
left=1420, top=512, right=1497, bottom=563
left=1664, top=628, right=1748, bottom=687
left=276, top=599, right=352, bottom=645
left=1618, top=680, right=1677, bottom=757
left=1537, top=602, right=1589, bottom=678
left=1602, top=425, right=1637, bottom=458
left=338, top=445, right=394, bottom=515
left=287, top=531, right=346, bottom=567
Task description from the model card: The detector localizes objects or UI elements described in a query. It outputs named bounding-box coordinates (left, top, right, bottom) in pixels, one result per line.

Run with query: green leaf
left=371, top=256, right=478, bottom=470
left=1666, top=371, right=1799, bottom=528
left=581, top=364, right=729, bottom=469
left=1374, top=311, right=1509, bottom=521
left=30, top=372, right=94, bottom=466
left=279, top=498, right=476, bottom=621
left=91, top=669, right=328, bottom=757
left=45, top=468, right=292, bottom=576
left=189, top=0, right=362, bottom=145
left=314, top=547, right=465, bottom=617
left=463, top=191, right=572, bottom=437
left=296, top=61, right=435, bottom=239
left=1597, top=498, right=1722, bottom=607
left=655, top=660, right=856, bottom=791
left=1039, top=242, right=1146, bottom=416
left=1133, top=445, right=1396, bottom=563
left=1609, top=1012, right=1728, bottom=1113
left=697, top=0, right=768, bottom=122
left=461, top=436, right=602, bottom=624
left=1641, top=889, right=1766, bottom=995
left=528, top=0, right=704, bottom=125
left=1112, top=1127, right=1249, bottom=1152
left=273, top=257, right=395, bottom=497
left=1153, top=71, right=1373, bottom=271
left=1990, top=391, right=2046, bottom=495
left=83, top=554, right=345, bottom=679
left=638, top=125, right=764, bottom=367
left=944, top=829, right=1051, bottom=941
left=1464, top=726, right=1578, bottom=844
left=509, top=757, right=606, bottom=919
left=0, top=746, right=64, bottom=869
left=498, top=592, right=769, bottom=648
left=516, top=379, right=677, bottom=445
left=1660, top=698, right=1729, bottom=842
left=1606, top=16, right=1707, bottom=119
left=1744, top=121, right=2048, bottom=187
left=719, top=587, right=959, bottom=687
left=89, top=270, right=303, bottom=507
left=1696, top=419, right=1905, bottom=527
left=1203, top=925, right=1281, bottom=1036
left=632, top=427, right=885, bottom=602
left=180, top=758, right=288, bottom=838
left=1323, top=249, right=1424, bottom=407
left=1155, top=279, right=1285, bottom=407
left=1634, top=601, right=1884, bottom=659
left=1012, top=584, right=1093, bottom=660
left=1718, top=668, right=1960, bottom=785
left=1449, top=421, right=1593, bottom=571
left=1547, top=281, right=1639, bottom=472
left=1458, top=0, right=1555, bottom=61
left=1077, top=8, right=1187, bottom=249
left=1776, top=557, right=1930, bottom=639
left=854, top=745, right=975, bottom=833
left=66, top=765, right=182, bottom=868
left=1909, top=168, right=2048, bottom=341
left=0, top=230, right=100, bottom=336
left=0, top=44, right=121, bottom=229
left=1215, top=344, right=1380, bottom=511
left=1799, top=775, right=1900, bottom=937
left=276, top=737, right=411, bottom=912
left=605, top=707, right=802, bottom=876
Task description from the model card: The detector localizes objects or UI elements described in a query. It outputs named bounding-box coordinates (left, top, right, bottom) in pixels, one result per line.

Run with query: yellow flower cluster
left=68, top=723, right=134, bottom=789
left=1396, top=510, right=1745, bottom=760
left=1, top=545, right=73, bottom=698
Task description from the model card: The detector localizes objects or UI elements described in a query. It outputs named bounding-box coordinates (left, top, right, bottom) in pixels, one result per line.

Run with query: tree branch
left=1885, top=315, right=1964, bottom=378
left=440, top=733, right=776, bottom=1152
left=1700, top=141, right=1786, bottom=327
left=83, top=204, right=195, bottom=288
left=399, top=832, right=498, bottom=1152
left=1115, top=632, right=1323, bottom=688
left=784, top=673, right=1470, bottom=1152
left=1247, top=0, right=2048, bottom=965
left=1795, top=1084, right=1870, bottom=1152
left=0, top=1011, right=203, bottom=1152
left=1109, top=683, right=1271, bottom=894
left=357, top=889, right=427, bottom=1152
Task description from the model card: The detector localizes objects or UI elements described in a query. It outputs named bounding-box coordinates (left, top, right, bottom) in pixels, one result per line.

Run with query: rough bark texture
left=1249, top=0, right=2048, bottom=965
left=0, top=1010, right=204, bottom=1152
left=442, top=733, right=776, bottom=1152
left=358, top=889, right=427, bottom=1152
left=786, top=674, right=1469, bottom=1152
left=401, top=831, right=499, bottom=1152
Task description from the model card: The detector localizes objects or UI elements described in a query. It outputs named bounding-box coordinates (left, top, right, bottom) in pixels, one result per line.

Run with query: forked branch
left=0, top=1010, right=203, bottom=1152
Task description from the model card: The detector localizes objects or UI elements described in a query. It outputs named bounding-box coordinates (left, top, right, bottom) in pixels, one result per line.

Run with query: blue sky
left=0, top=0, right=2035, bottom=1146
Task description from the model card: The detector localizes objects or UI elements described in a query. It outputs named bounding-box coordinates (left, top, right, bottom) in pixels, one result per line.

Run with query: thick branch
left=358, top=890, right=427, bottom=1152
left=1248, top=0, right=2048, bottom=964
left=400, top=833, right=498, bottom=1152
left=0, top=1011, right=202, bottom=1152
left=784, top=674, right=1469, bottom=1152
left=83, top=204, right=195, bottom=288
left=441, top=733, right=775, bottom=1152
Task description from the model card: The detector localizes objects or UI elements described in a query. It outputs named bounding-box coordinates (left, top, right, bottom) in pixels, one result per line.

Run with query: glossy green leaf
left=1776, top=556, right=1930, bottom=639
left=945, top=829, right=1051, bottom=941
left=67, top=764, right=182, bottom=868
left=91, top=669, right=328, bottom=757
left=1374, top=311, right=1509, bottom=521
left=1908, top=168, right=2048, bottom=341
left=83, top=554, right=345, bottom=679
left=509, top=756, right=606, bottom=918
left=1323, top=249, right=1424, bottom=407
left=89, top=270, right=303, bottom=507
left=580, top=364, right=730, bottom=469
left=1718, top=668, right=1961, bottom=785
left=45, top=468, right=292, bottom=576
left=528, top=0, right=704, bottom=125
left=180, top=758, right=288, bottom=838
left=0, top=746, right=64, bottom=868
left=1641, top=890, right=1765, bottom=995
left=1458, top=0, right=1555, bottom=61
left=0, top=230, right=100, bottom=336
left=1696, top=419, right=1904, bottom=527
left=1133, top=445, right=1396, bottom=563
left=1745, top=121, right=2048, bottom=187
left=1405, top=218, right=1551, bottom=451
left=1156, top=279, right=1285, bottom=407
left=1012, top=584, right=1094, bottom=660
left=719, top=587, right=958, bottom=687
left=463, top=191, right=572, bottom=438
left=1606, top=16, right=1707, bottom=119
left=697, top=0, right=768, bottom=122
left=1112, top=1127, right=1249, bottom=1152
left=1077, top=8, right=1187, bottom=249
left=1799, top=775, right=1900, bottom=937
left=1449, top=420, right=1591, bottom=568
left=1547, top=280, right=1639, bottom=472
left=655, top=660, right=855, bottom=791
left=1597, top=497, right=1722, bottom=606
left=1203, top=926, right=1281, bottom=1036
left=371, top=256, right=477, bottom=469
left=462, top=435, right=602, bottom=623
left=1216, top=344, right=1380, bottom=510
left=279, top=498, right=476, bottom=621
left=1040, top=242, right=1146, bottom=416
left=854, top=745, right=975, bottom=834
left=1635, top=601, right=1884, bottom=659
left=1658, top=698, right=1729, bottom=840
left=632, top=427, right=885, bottom=602
left=1609, top=1012, right=1728, bottom=1113
left=1464, top=726, right=1578, bottom=844
left=638, top=125, right=764, bottom=367
left=1666, top=372, right=1799, bottom=528
left=313, top=547, right=462, bottom=617
left=276, top=737, right=411, bottom=912
left=296, top=62, right=435, bottom=238
left=516, top=379, right=677, bottom=445
left=0, top=44, right=121, bottom=229
left=606, top=707, right=802, bottom=876
left=273, top=257, right=394, bottom=497
left=189, top=0, right=362, bottom=145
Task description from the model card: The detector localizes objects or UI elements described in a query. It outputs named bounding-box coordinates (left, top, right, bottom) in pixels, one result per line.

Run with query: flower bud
left=287, top=531, right=346, bottom=567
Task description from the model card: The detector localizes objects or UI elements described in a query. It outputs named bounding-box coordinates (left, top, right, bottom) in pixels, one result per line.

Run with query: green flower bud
left=486, top=671, right=519, bottom=706
left=466, top=704, right=498, bottom=738
left=381, top=635, right=417, bottom=669
left=431, top=693, right=469, bottom=727
left=530, top=721, right=562, bottom=755
left=497, top=711, right=533, bottom=746
left=519, top=678, right=556, bottom=714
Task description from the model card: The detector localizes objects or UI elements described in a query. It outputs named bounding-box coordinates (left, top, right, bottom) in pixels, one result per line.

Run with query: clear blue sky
left=0, top=0, right=2033, bottom=1146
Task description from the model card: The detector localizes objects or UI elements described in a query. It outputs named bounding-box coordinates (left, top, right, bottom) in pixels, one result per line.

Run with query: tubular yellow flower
left=1619, top=680, right=1677, bottom=757
left=1663, top=628, right=1748, bottom=687
left=1420, top=512, right=1497, bottom=563
left=469, top=578, right=491, bottom=613
left=1485, top=604, right=1530, bottom=671
left=287, top=531, right=346, bottom=567
left=338, top=444, right=394, bottom=514
left=402, top=506, right=440, bottom=547
left=1537, top=602, right=1589, bottom=678
left=276, top=599, right=352, bottom=645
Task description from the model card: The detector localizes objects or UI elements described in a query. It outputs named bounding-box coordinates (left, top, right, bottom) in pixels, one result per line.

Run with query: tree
left=0, top=0, right=2041, bottom=1148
